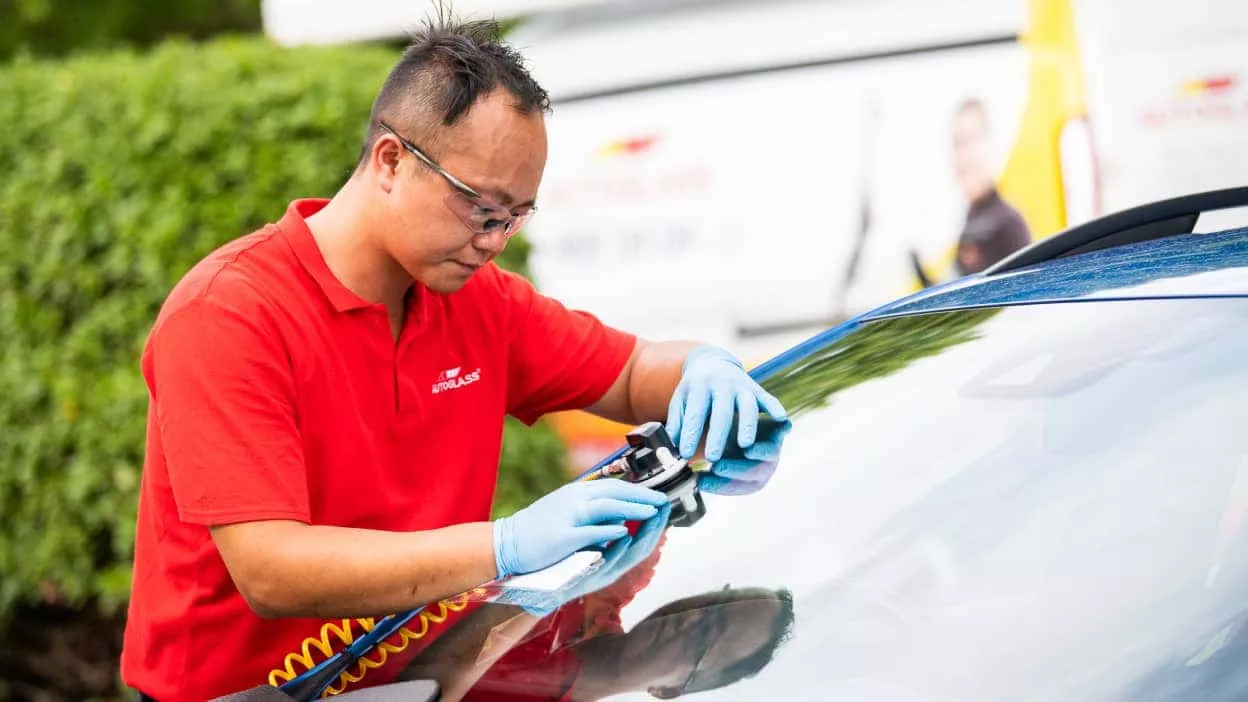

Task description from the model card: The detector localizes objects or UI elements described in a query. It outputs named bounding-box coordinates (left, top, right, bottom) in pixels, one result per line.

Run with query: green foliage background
left=0, top=0, right=262, bottom=60
left=0, top=36, right=568, bottom=627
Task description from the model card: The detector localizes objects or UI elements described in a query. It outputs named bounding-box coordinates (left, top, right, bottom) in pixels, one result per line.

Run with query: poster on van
left=521, top=39, right=1056, bottom=471
left=525, top=41, right=1036, bottom=366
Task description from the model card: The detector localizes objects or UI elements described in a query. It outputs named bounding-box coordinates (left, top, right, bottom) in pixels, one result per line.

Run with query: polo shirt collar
left=277, top=199, right=378, bottom=313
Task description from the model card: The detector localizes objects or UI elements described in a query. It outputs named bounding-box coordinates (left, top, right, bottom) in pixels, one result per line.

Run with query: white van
left=264, top=0, right=1248, bottom=466
left=506, top=0, right=1248, bottom=467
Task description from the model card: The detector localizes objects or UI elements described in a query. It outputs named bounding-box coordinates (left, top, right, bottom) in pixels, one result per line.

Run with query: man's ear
left=372, top=136, right=403, bottom=193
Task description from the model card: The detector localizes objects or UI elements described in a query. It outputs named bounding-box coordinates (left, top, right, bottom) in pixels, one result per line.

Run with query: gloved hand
left=666, top=345, right=789, bottom=462
left=495, top=502, right=672, bottom=617
left=493, top=479, right=668, bottom=578
left=700, top=419, right=792, bottom=496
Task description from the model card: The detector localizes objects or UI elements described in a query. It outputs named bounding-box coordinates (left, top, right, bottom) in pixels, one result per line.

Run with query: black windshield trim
left=554, top=34, right=1018, bottom=105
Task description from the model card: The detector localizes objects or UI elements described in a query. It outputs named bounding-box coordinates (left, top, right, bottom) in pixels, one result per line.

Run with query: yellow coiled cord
left=267, top=589, right=485, bottom=697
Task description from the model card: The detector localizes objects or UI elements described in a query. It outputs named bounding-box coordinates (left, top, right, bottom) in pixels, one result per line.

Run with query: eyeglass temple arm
left=377, top=122, right=483, bottom=199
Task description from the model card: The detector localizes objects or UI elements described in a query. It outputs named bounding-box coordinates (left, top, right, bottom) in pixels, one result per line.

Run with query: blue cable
left=278, top=607, right=425, bottom=701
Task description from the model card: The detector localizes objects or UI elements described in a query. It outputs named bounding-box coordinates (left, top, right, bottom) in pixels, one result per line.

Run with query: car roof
left=867, top=225, right=1248, bottom=321
left=861, top=187, right=1248, bottom=321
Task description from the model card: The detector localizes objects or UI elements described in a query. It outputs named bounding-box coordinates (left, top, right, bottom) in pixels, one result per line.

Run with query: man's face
left=952, top=106, right=993, bottom=203
left=379, top=90, right=547, bottom=294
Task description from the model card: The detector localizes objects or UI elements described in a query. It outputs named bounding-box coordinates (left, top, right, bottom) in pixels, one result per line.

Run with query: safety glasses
left=377, top=121, right=535, bottom=238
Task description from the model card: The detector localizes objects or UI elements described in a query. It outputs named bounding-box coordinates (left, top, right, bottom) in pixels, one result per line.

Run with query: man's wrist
left=492, top=518, right=511, bottom=579
left=683, top=344, right=743, bottom=373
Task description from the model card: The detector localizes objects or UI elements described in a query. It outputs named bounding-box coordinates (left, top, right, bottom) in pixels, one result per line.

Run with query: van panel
left=516, top=0, right=1026, bottom=101
left=1073, top=0, right=1248, bottom=213
left=525, top=41, right=1032, bottom=353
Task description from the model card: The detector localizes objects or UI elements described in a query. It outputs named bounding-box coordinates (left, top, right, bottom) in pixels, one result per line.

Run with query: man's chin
left=421, top=269, right=476, bottom=294
left=424, top=279, right=469, bottom=295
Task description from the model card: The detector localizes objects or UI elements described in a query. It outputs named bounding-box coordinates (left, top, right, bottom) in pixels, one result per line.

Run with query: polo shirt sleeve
left=497, top=268, right=637, bottom=426
left=149, top=296, right=309, bottom=526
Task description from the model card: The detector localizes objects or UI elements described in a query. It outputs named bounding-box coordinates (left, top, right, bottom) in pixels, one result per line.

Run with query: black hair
left=357, top=1, right=551, bottom=165
left=955, top=96, right=991, bottom=130
left=641, top=586, right=796, bottom=694
left=687, top=588, right=795, bottom=692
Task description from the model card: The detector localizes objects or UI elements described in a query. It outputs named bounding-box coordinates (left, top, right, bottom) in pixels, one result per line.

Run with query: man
left=951, top=98, right=1031, bottom=276
left=119, top=13, right=786, bottom=701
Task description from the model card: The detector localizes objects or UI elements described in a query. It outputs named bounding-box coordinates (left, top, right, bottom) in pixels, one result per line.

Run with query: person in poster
left=950, top=98, right=1032, bottom=276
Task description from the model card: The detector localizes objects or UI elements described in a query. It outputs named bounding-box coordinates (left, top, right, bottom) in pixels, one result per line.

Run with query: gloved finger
left=633, top=502, right=672, bottom=550
left=709, top=457, right=763, bottom=480
left=679, top=381, right=711, bottom=459
left=735, top=387, right=760, bottom=449
left=615, top=502, right=671, bottom=572
left=711, top=457, right=778, bottom=484
left=564, top=535, right=638, bottom=601
left=704, top=380, right=735, bottom=462
left=698, top=472, right=767, bottom=497
left=578, top=498, right=659, bottom=525
left=597, top=534, right=634, bottom=572
left=743, top=441, right=780, bottom=462
left=755, top=385, right=789, bottom=422
left=743, top=419, right=793, bottom=461
left=572, top=524, right=630, bottom=550
left=664, top=380, right=688, bottom=446
left=580, top=479, right=668, bottom=506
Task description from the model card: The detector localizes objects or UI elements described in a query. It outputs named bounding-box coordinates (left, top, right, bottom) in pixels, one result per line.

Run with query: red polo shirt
left=120, top=199, right=637, bottom=701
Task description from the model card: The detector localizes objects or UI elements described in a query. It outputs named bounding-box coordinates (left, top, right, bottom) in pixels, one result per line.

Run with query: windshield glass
left=399, top=298, right=1248, bottom=701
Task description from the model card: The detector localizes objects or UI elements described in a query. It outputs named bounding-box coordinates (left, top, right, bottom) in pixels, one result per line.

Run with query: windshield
left=398, top=298, right=1248, bottom=701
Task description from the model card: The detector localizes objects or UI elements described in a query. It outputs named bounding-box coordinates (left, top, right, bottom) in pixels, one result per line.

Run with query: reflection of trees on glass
left=763, top=308, right=1001, bottom=416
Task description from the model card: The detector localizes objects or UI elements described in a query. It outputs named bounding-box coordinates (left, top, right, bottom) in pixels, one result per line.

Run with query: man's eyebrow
left=486, top=187, right=536, bottom=209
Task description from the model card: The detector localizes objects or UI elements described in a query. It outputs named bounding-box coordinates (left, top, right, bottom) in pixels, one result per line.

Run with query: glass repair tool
left=596, top=422, right=705, bottom=527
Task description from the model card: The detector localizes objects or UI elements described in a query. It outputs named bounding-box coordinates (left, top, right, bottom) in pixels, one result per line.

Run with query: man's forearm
left=623, top=340, right=699, bottom=425
left=211, top=520, right=497, bottom=619
left=586, top=340, right=699, bottom=426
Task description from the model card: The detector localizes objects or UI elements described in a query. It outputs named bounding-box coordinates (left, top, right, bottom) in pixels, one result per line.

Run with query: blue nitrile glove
left=495, top=502, right=673, bottom=617
left=560, top=501, right=669, bottom=599
left=666, top=345, right=789, bottom=462
left=700, top=419, right=793, bottom=496
left=493, top=479, right=668, bottom=578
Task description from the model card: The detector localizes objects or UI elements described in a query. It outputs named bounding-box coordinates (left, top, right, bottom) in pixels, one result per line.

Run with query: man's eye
left=482, top=218, right=506, bottom=232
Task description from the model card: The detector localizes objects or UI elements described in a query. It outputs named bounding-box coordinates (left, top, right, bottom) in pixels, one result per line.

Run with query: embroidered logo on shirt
left=432, top=366, right=481, bottom=394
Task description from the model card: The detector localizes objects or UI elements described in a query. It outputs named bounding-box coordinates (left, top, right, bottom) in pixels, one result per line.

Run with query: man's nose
left=472, top=229, right=509, bottom=257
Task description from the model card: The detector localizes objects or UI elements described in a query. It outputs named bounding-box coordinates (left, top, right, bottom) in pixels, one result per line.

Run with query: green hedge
left=0, top=0, right=262, bottom=61
left=0, top=37, right=568, bottom=626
